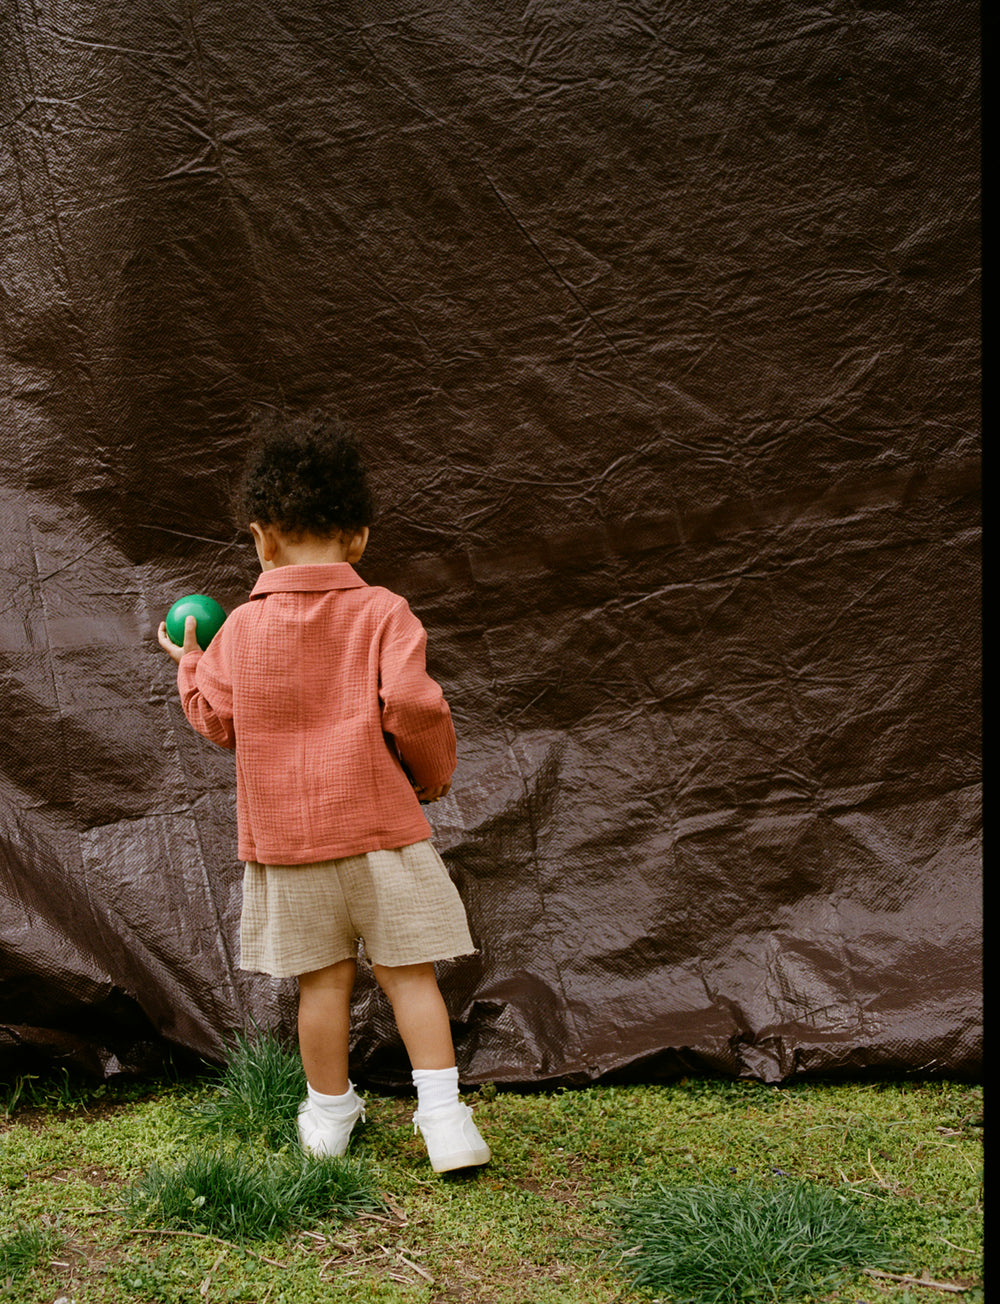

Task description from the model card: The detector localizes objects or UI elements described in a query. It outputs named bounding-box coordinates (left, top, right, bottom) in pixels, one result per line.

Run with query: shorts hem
left=238, top=947, right=358, bottom=978
left=364, top=945, right=479, bottom=969
left=239, top=944, right=478, bottom=979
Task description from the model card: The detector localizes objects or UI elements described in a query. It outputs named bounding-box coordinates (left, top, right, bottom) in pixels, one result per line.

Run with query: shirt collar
left=250, top=564, right=368, bottom=597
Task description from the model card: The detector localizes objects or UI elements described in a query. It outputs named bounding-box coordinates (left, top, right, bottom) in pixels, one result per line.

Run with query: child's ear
left=250, top=521, right=279, bottom=564
left=347, top=527, right=369, bottom=563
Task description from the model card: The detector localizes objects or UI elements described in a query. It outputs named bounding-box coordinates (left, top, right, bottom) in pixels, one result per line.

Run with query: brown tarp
left=0, top=1, right=981, bottom=1085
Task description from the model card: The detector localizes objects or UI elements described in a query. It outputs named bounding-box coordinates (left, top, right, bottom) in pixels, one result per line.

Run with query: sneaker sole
left=430, top=1145, right=491, bottom=1173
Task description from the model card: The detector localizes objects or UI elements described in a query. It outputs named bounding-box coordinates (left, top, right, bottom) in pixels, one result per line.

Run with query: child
left=157, top=410, right=489, bottom=1173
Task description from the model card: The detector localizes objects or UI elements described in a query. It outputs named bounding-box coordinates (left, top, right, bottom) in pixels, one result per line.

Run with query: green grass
left=0, top=1222, right=65, bottom=1283
left=1, top=1066, right=159, bottom=1118
left=0, top=1061, right=983, bottom=1304
left=181, top=1029, right=307, bottom=1149
left=616, top=1179, right=891, bottom=1302
left=124, top=1147, right=382, bottom=1241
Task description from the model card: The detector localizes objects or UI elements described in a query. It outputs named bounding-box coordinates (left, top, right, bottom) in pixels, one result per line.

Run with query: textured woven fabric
left=240, top=841, right=476, bottom=976
left=175, top=564, right=457, bottom=864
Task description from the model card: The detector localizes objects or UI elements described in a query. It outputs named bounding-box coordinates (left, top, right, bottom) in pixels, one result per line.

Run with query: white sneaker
left=413, top=1102, right=491, bottom=1173
left=297, top=1089, right=365, bottom=1158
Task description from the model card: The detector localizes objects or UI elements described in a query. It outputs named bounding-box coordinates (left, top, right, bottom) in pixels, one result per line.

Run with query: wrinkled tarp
left=0, top=1, right=981, bottom=1085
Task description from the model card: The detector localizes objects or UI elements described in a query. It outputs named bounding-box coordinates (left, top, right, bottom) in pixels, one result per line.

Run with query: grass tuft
left=1, top=1066, right=102, bottom=1116
left=182, top=1030, right=306, bottom=1149
left=0, top=1222, right=65, bottom=1283
left=123, top=1146, right=383, bottom=1242
left=615, top=1179, right=892, bottom=1303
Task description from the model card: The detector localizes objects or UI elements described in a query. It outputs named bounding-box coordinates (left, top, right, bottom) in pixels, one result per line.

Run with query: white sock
left=413, top=1066, right=460, bottom=1115
left=307, top=1081, right=359, bottom=1116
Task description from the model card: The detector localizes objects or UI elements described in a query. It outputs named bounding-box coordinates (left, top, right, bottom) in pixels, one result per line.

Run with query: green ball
left=165, top=594, right=227, bottom=650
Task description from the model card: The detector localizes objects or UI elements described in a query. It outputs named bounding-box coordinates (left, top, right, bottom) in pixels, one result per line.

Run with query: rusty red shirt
left=175, top=564, right=456, bottom=865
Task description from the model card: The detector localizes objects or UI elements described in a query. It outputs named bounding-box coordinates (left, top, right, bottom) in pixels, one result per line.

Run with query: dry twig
left=862, top=1268, right=967, bottom=1293
left=398, top=1252, right=434, bottom=1283
left=199, top=1250, right=226, bottom=1296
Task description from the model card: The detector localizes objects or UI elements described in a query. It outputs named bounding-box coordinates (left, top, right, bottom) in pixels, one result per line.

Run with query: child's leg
left=371, top=961, right=455, bottom=1069
left=373, top=961, right=490, bottom=1172
left=297, top=958, right=357, bottom=1095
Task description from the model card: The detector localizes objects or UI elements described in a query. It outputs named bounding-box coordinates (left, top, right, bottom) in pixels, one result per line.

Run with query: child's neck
left=250, top=521, right=369, bottom=572
left=267, top=535, right=354, bottom=568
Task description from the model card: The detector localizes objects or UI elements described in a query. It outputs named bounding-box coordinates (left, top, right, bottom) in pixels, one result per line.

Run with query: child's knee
left=298, top=958, right=357, bottom=997
left=372, top=960, right=437, bottom=1000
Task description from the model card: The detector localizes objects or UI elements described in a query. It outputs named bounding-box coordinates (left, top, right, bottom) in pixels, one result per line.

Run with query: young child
left=157, top=410, right=489, bottom=1173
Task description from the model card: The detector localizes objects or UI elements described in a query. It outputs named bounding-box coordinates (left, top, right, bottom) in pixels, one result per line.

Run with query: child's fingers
left=182, top=614, right=201, bottom=653
left=415, top=782, right=451, bottom=803
left=156, top=617, right=200, bottom=662
left=157, top=620, right=185, bottom=665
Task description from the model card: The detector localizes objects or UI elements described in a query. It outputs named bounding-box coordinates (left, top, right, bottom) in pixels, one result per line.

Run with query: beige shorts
left=239, top=840, right=475, bottom=977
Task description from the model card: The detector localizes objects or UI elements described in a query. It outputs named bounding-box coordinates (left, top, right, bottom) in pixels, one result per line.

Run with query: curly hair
left=237, top=408, right=376, bottom=539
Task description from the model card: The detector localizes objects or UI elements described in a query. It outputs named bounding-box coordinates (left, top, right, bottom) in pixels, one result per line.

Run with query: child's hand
left=157, top=615, right=200, bottom=665
left=414, top=782, right=451, bottom=803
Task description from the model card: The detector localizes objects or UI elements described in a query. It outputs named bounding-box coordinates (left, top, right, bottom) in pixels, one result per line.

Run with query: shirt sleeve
left=378, top=599, right=457, bottom=789
left=176, top=630, right=236, bottom=750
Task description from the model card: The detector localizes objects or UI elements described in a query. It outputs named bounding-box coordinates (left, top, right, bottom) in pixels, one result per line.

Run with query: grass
left=0, top=1222, right=65, bottom=1284
left=615, top=1179, right=891, bottom=1302
left=124, top=1147, right=382, bottom=1241
left=181, top=1029, right=307, bottom=1149
left=0, top=1048, right=983, bottom=1304
left=1, top=1066, right=158, bottom=1118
